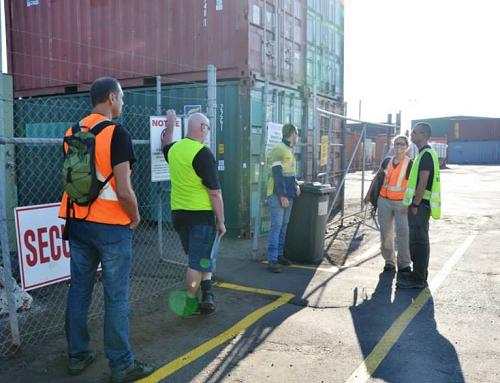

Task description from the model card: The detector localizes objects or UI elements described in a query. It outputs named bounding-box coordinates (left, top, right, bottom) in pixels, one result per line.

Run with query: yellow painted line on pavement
left=346, top=233, right=477, bottom=383
left=138, top=283, right=294, bottom=383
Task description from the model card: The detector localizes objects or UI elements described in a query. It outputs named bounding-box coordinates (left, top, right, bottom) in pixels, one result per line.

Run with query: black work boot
left=200, top=280, right=216, bottom=315
left=267, top=261, right=282, bottom=273
left=277, top=256, right=292, bottom=266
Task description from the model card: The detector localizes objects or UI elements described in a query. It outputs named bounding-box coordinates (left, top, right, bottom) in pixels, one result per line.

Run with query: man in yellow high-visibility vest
left=397, top=122, right=441, bottom=289
left=162, top=110, right=226, bottom=316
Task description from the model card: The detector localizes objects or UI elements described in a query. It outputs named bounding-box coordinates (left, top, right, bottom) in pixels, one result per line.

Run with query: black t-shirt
left=110, top=125, right=136, bottom=168
left=163, top=140, right=221, bottom=227
left=416, top=145, right=434, bottom=205
left=380, top=157, right=412, bottom=179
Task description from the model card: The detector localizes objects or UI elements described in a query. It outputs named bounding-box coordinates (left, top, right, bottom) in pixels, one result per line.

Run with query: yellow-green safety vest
left=403, top=147, right=441, bottom=219
left=168, top=138, right=213, bottom=211
left=266, top=142, right=297, bottom=197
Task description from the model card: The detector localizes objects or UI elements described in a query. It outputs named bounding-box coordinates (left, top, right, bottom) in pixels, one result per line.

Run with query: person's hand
left=280, top=196, right=289, bottom=208
left=410, top=206, right=418, bottom=215
left=216, top=221, right=226, bottom=235
left=364, top=196, right=371, bottom=206
left=129, top=216, right=141, bottom=230
left=166, top=109, right=176, bottom=129
left=296, top=184, right=301, bottom=197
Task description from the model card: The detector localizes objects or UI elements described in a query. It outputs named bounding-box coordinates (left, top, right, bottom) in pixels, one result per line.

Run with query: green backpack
left=62, top=120, right=115, bottom=238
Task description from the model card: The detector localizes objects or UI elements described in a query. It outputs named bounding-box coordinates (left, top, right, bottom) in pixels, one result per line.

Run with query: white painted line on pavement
left=286, top=243, right=380, bottom=274
left=346, top=232, right=477, bottom=383
left=341, top=243, right=380, bottom=269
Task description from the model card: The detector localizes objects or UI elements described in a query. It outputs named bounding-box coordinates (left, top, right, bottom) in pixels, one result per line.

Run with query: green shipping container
left=411, top=116, right=480, bottom=139
left=13, top=79, right=316, bottom=237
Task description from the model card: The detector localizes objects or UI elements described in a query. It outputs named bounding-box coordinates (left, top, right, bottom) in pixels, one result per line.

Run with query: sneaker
left=277, top=256, right=292, bottom=266
left=396, top=278, right=427, bottom=289
left=111, top=360, right=155, bottom=383
left=67, top=349, right=96, bottom=376
left=383, top=263, right=396, bottom=272
left=267, top=261, right=282, bottom=273
left=200, top=292, right=216, bottom=314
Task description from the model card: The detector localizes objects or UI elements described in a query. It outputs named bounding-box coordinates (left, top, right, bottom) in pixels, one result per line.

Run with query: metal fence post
left=0, top=18, right=20, bottom=348
left=252, top=81, right=269, bottom=257
left=0, top=177, right=21, bottom=347
left=156, top=75, right=163, bottom=256
left=341, top=102, right=347, bottom=224
left=312, top=84, right=318, bottom=180
left=207, top=65, right=217, bottom=155
left=361, top=123, right=366, bottom=210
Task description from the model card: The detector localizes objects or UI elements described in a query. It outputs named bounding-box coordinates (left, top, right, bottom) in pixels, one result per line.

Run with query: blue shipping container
left=448, top=141, right=500, bottom=164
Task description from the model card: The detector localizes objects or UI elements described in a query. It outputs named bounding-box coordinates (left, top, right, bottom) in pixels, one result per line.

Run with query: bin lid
left=301, top=182, right=335, bottom=195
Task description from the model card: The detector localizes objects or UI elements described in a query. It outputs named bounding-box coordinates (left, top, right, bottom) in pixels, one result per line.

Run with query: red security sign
left=15, top=203, right=71, bottom=291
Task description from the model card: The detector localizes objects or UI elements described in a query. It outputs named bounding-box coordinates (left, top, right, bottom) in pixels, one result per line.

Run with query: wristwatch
left=410, top=203, right=420, bottom=208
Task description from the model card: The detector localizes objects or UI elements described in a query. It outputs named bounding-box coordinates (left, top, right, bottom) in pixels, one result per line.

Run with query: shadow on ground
left=350, top=272, right=465, bottom=383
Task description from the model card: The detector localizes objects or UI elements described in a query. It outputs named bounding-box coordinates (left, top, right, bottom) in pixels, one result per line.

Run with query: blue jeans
left=267, top=194, right=294, bottom=262
left=176, top=224, right=217, bottom=272
left=66, top=220, right=134, bottom=372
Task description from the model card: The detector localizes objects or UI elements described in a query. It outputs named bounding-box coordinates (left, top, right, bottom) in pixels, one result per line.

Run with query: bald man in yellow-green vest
left=397, top=122, right=441, bottom=289
left=161, top=110, right=225, bottom=317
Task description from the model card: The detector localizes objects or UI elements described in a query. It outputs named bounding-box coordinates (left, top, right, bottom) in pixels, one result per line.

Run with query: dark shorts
left=175, top=224, right=217, bottom=272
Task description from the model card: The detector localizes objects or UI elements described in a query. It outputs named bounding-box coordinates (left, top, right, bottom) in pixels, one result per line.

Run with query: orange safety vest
left=58, top=113, right=132, bottom=225
left=379, top=156, right=411, bottom=201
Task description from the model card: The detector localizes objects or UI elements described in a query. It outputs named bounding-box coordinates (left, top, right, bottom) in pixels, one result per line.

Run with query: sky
left=344, top=0, right=500, bottom=132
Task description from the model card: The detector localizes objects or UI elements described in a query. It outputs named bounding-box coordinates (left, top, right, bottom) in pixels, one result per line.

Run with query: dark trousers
left=408, top=204, right=431, bottom=283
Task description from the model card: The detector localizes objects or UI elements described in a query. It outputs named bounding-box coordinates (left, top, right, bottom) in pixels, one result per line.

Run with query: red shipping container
left=447, top=118, right=500, bottom=142
left=7, top=0, right=307, bottom=97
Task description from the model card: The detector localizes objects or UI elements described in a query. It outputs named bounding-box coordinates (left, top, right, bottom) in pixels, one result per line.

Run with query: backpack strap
left=62, top=120, right=119, bottom=238
left=90, top=120, right=118, bottom=136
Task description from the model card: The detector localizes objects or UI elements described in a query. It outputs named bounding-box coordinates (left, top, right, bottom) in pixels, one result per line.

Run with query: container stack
left=7, top=0, right=345, bottom=237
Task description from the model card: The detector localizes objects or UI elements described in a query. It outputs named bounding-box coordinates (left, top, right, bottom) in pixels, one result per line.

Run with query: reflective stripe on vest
left=168, top=138, right=213, bottom=211
left=58, top=114, right=132, bottom=225
left=402, top=147, right=441, bottom=219
left=380, top=156, right=410, bottom=200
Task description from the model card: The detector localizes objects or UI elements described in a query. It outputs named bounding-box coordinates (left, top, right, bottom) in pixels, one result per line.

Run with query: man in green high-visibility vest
left=397, top=122, right=441, bottom=289
left=161, top=110, right=226, bottom=316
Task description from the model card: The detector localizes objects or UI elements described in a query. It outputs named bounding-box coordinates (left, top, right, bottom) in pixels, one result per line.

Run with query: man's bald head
left=186, top=113, right=210, bottom=143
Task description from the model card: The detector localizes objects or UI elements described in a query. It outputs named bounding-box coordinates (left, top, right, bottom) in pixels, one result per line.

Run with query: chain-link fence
left=0, top=93, right=189, bottom=358
left=314, top=108, right=398, bottom=222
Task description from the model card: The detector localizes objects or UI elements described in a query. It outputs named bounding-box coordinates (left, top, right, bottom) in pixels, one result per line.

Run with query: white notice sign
left=150, top=116, right=182, bottom=182
left=265, top=122, right=283, bottom=154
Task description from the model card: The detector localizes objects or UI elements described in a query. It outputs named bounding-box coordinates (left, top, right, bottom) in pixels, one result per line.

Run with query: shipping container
left=306, top=0, right=344, bottom=98
left=7, top=0, right=344, bottom=98
left=411, top=117, right=455, bottom=138
left=447, top=118, right=500, bottom=142
left=13, top=78, right=344, bottom=237
left=448, top=141, right=500, bottom=164
left=411, top=116, right=498, bottom=140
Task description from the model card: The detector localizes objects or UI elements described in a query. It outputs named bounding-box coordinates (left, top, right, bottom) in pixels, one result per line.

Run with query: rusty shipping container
left=447, top=118, right=500, bottom=142
left=6, top=0, right=320, bottom=97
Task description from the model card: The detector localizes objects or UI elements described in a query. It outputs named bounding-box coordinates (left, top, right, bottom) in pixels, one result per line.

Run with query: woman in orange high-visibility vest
left=365, top=135, right=413, bottom=273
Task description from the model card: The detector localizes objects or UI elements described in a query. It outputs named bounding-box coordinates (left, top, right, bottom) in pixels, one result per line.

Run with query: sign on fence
left=320, top=135, right=329, bottom=167
left=14, top=203, right=71, bottom=291
left=183, top=104, right=202, bottom=116
left=150, top=116, right=182, bottom=182
left=265, top=122, right=283, bottom=154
